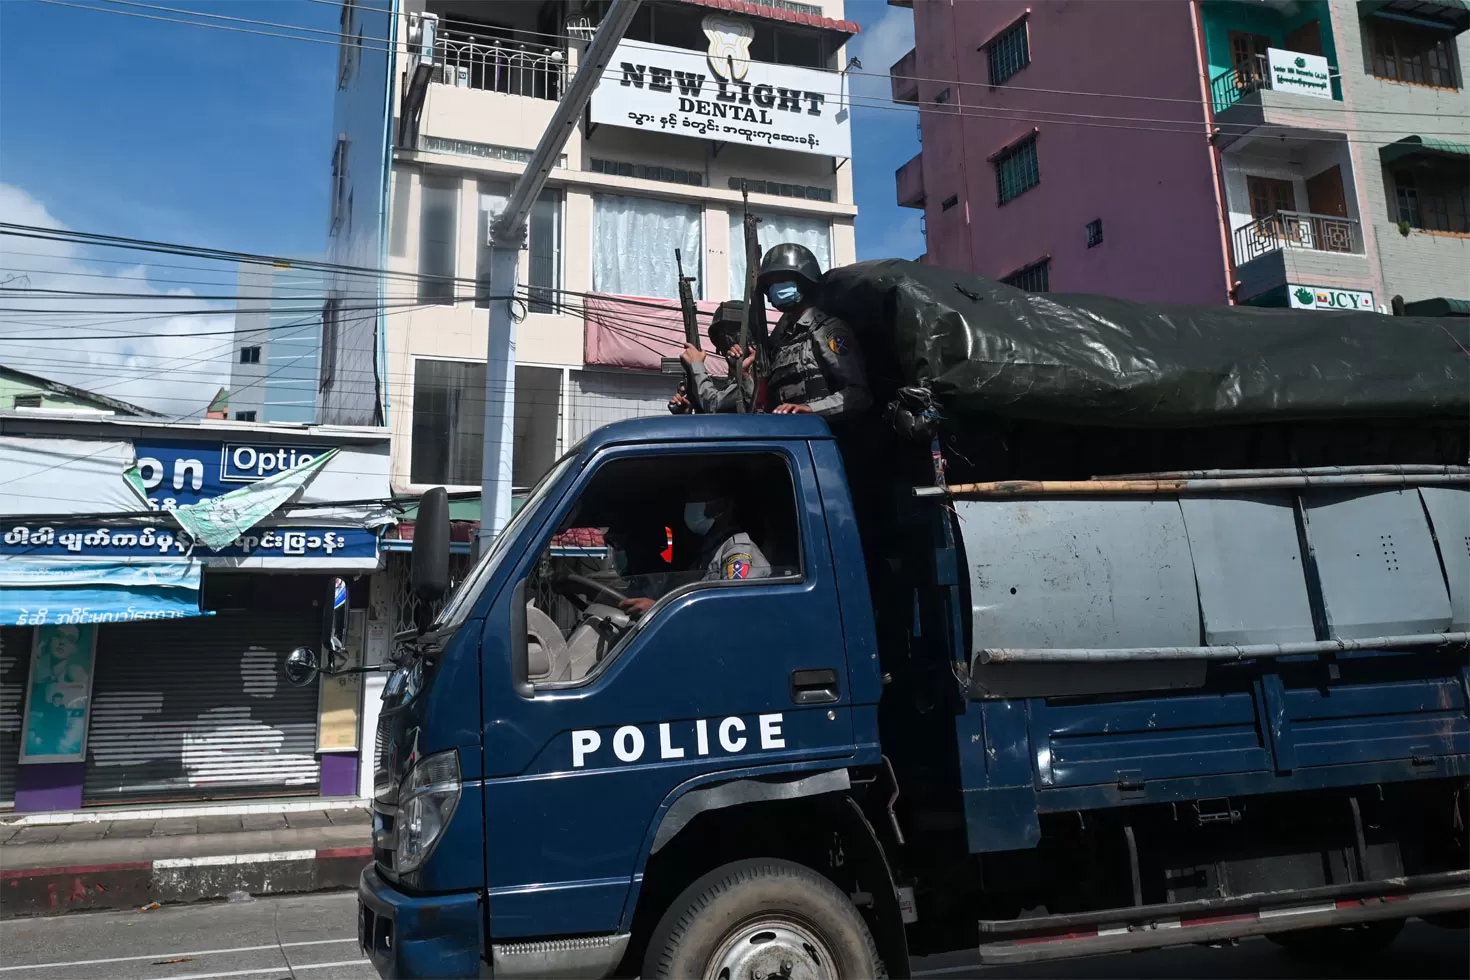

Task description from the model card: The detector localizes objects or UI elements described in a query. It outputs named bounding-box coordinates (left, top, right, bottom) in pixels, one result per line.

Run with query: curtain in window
left=728, top=211, right=831, bottom=300
left=593, top=194, right=702, bottom=299
left=418, top=175, right=459, bottom=305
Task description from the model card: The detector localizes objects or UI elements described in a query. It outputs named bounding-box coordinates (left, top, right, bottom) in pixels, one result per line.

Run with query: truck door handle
left=791, top=668, right=840, bottom=705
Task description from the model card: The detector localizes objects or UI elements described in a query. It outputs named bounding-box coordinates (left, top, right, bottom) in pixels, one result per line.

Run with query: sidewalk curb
left=0, top=847, right=372, bottom=918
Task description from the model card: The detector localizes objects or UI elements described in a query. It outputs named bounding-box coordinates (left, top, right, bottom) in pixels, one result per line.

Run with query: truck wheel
left=1267, top=918, right=1404, bottom=959
left=643, top=858, right=886, bottom=980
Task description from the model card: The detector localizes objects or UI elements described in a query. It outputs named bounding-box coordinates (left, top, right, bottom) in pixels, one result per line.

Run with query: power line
left=30, top=0, right=1470, bottom=133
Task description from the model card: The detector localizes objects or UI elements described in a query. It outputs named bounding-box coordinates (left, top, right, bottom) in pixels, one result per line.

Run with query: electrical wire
left=27, top=0, right=1470, bottom=133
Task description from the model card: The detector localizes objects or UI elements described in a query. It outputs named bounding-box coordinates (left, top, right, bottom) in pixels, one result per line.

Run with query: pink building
left=889, top=0, right=1468, bottom=312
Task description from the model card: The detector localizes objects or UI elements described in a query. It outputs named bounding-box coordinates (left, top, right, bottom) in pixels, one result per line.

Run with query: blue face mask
left=768, top=281, right=803, bottom=310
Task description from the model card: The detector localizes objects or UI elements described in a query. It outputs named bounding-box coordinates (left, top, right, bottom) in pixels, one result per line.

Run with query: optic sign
left=131, top=439, right=328, bottom=509
left=1289, top=283, right=1375, bottom=312
left=1267, top=48, right=1333, bottom=100
left=570, top=712, right=786, bottom=770
left=589, top=37, right=852, bottom=159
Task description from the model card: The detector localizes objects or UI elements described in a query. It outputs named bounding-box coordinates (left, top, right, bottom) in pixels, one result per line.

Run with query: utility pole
left=477, top=0, right=642, bottom=554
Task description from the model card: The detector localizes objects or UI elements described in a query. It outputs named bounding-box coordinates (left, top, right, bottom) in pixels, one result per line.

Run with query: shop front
left=0, top=420, right=391, bottom=812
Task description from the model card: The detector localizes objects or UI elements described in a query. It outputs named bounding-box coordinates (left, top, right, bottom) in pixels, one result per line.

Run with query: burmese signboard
left=1267, top=48, right=1333, bottom=100
left=589, top=37, right=852, bottom=159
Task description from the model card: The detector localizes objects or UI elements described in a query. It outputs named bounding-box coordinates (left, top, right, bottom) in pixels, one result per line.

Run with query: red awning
left=676, top=0, right=862, bottom=35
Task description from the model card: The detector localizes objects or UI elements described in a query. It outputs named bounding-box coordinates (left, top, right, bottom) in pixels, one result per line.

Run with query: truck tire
left=643, top=858, right=887, bottom=980
left=1267, top=918, right=1405, bottom=959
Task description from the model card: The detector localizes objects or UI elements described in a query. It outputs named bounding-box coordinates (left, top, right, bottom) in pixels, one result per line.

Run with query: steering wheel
left=550, top=573, right=631, bottom=609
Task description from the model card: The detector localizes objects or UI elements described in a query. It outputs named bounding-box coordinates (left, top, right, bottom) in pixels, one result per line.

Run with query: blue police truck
left=288, top=267, right=1470, bottom=979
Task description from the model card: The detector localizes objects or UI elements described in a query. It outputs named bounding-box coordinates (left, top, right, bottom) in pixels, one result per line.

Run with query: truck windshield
left=430, top=449, right=581, bottom=631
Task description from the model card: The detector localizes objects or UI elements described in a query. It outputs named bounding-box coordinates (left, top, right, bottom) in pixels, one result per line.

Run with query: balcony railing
left=1233, top=210, right=1364, bottom=263
left=436, top=29, right=566, bottom=101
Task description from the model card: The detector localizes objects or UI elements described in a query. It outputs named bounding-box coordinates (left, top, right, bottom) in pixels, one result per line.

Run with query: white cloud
left=0, top=184, right=233, bottom=416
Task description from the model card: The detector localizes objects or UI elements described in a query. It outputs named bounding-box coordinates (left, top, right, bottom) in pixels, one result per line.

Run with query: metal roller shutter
left=83, top=612, right=324, bottom=804
left=0, top=626, right=30, bottom=806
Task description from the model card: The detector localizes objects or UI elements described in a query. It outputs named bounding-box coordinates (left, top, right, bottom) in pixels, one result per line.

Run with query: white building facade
left=322, top=0, right=860, bottom=494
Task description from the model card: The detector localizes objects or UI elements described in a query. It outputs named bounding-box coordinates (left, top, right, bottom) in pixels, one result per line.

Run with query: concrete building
left=321, top=0, right=861, bottom=493
left=892, top=0, right=1468, bottom=314
left=227, top=263, right=326, bottom=425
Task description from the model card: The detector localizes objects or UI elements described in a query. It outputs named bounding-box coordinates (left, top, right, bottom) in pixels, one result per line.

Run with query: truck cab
left=356, top=415, right=888, bottom=979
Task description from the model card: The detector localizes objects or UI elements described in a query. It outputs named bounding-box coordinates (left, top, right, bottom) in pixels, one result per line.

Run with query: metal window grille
left=987, top=20, right=1030, bottom=86
left=994, top=136, right=1040, bottom=204
left=1086, top=219, right=1104, bottom=248
left=933, top=87, right=951, bottom=105
left=941, top=194, right=959, bottom=212
left=594, top=158, right=705, bottom=187
left=726, top=177, right=833, bottom=203
left=1002, top=259, right=1050, bottom=292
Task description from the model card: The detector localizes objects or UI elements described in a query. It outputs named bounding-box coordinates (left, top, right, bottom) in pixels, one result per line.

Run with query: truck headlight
left=395, top=749, right=460, bottom=874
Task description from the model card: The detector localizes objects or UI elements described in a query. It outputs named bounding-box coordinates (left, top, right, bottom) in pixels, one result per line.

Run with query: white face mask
left=683, top=502, right=715, bottom=535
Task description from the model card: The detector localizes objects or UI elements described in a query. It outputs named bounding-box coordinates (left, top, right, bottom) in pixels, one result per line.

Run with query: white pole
left=475, top=0, right=643, bottom=554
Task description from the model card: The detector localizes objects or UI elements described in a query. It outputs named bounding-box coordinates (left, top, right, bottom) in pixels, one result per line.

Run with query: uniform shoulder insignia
left=723, top=553, right=753, bottom=580
left=826, top=329, right=853, bottom=356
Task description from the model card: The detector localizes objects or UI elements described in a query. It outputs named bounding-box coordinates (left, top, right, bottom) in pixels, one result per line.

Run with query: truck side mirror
left=412, top=486, right=451, bottom=603
left=284, top=647, right=319, bottom=686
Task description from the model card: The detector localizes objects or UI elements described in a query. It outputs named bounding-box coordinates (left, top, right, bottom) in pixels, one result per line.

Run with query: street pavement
left=1, top=892, right=1465, bottom=980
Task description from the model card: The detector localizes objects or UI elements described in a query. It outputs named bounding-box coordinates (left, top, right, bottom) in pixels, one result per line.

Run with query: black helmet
left=709, top=301, right=745, bottom=350
left=757, top=243, right=823, bottom=291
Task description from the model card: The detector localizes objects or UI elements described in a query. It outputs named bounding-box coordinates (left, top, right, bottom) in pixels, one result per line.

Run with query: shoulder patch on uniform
left=827, top=330, right=852, bottom=356
left=723, top=553, right=753, bottom=580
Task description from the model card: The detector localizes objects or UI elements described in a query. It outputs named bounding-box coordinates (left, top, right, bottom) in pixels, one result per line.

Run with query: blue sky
left=0, top=0, right=918, bottom=412
left=0, top=0, right=919, bottom=260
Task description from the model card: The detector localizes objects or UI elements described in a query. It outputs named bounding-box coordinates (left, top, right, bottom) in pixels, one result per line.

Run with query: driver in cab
left=619, top=475, right=771, bottom=618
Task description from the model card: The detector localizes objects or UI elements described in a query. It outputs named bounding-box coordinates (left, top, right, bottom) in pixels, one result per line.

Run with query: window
left=592, top=158, right=705, bottom=187
left=1393, top=168, right=1469, bottom=233
left=522, top=452, right=802, bottom=685
left=235, top=410, right=258, bottom=422
left=418, top=174, right=459, bottom=305
left=933, top=88, right=952, bottom=105
left=320, top=297, right=341, bottom=393
left=592, top=193, right=702, bottom=299
left=330, top=138, right=351, bottom=235
left=12, top=394, right=42, bottom=409
left=411, top=359, right=485, bottom=486
left=1367, top=19, right=1458, bottom=88
left=240, top=346, right=262, bottom=365
left=1086, top=218, right=1104, bottom=248
left=994, top=135, right=1040, bottom=204
left=1002, top=258, right=1050, bottom=292
left=986, top=19, right=1030, bottom=86
left=940, top=194, right=959, bottom=212
left=477, top=184, right=564, bottom=313
left=1248, top=175, right=1297, bottom=219
left=337, top=0, right=360, bottom=89
left=727, top=211, right=831, bottom=300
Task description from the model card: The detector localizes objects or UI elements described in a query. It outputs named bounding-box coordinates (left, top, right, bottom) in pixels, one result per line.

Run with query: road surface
left=1, top=892, right=1465, bottom=979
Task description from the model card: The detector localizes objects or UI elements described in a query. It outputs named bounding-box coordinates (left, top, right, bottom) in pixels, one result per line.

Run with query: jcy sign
left=1290, top=284, right=1375, bottom=312
left=590, top=37, right=852, bottom=158
left=1267, top=48, right=1333, bottom=100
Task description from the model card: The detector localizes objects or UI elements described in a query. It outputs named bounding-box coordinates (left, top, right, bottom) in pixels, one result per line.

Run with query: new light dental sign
left=589, top=29, right=851, bottom=159
left=1267, top=48, right=1333, bottom=100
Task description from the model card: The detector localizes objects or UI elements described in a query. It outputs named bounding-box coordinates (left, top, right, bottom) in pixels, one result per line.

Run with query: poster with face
left=19, top=623, right=98, bottom=763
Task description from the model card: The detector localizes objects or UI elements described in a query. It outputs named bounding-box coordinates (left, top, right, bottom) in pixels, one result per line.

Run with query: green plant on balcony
left=1397, top=219, right=1412, bottom=237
